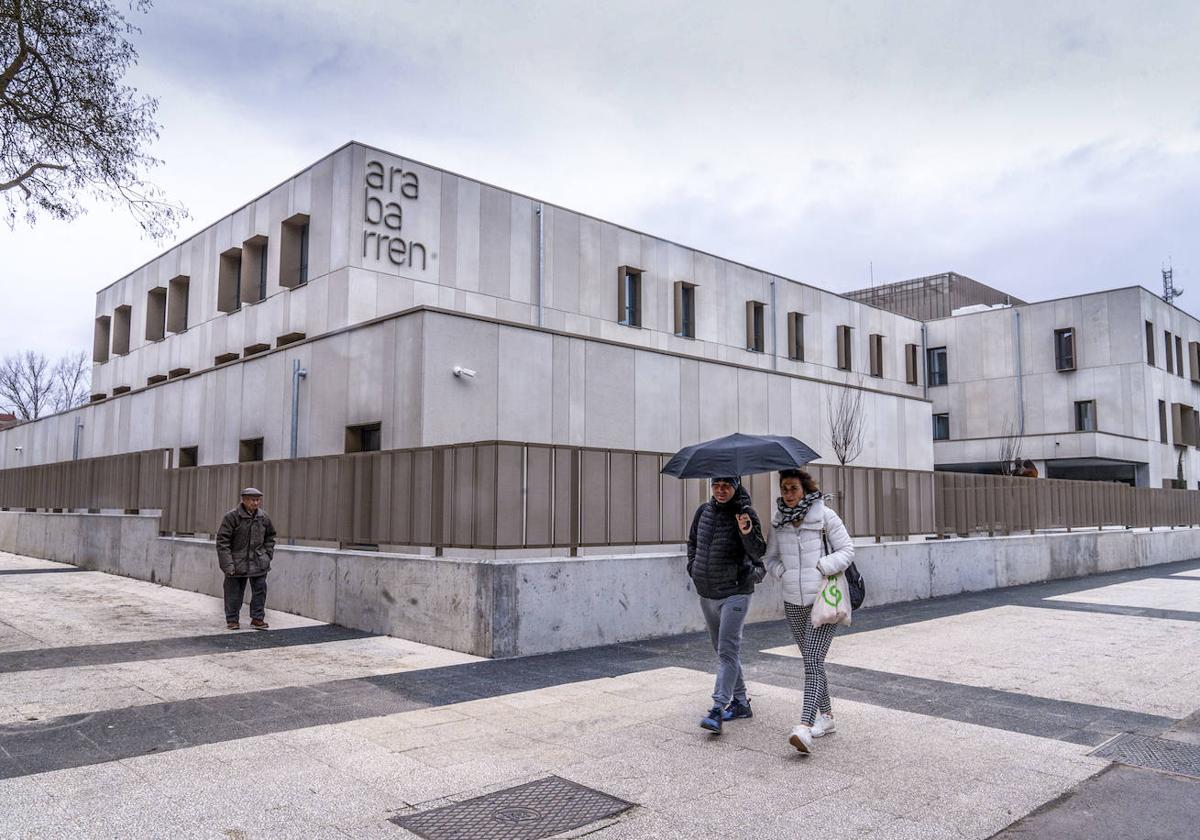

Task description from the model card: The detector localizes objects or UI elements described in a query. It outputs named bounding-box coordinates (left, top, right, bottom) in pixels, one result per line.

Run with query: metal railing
left=3, top=444, right=1200, bottom=548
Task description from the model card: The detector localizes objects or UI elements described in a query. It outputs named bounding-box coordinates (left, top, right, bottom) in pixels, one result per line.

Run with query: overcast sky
left=4, top=0, right=1200, bottom=360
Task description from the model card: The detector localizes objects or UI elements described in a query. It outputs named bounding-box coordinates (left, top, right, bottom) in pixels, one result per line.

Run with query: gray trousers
left=223, top=574, right=268, bottom=622
left=699, top=593, right=750, bottom=707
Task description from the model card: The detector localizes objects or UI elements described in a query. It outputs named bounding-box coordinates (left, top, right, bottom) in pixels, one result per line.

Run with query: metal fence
left=3, top=444, right=1200, bottom=548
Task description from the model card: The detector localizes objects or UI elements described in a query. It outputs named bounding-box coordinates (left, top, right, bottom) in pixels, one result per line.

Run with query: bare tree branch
left=51, top=349, right=89, bottom=412
left=826, top=377, right=867, bottom=466
left=997, top=415, right=1022, bottom=476
left=0, top=349, right=89, bottom=420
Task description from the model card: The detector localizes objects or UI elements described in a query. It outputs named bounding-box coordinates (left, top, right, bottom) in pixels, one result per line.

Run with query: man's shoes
left=250, top=618, right=269, bottom=630
left=788, top=725, right=813, bottom=754
left=226, top=622, right=240, bottom=630
left=811, top=713, right=835, bottom=737
left=722, top=698, right=753, bottom=721
left=699, top=706, right=724, bottom=734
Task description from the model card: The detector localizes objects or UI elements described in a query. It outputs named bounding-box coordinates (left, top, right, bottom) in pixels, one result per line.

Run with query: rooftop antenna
left=1163, top=258, right=1183, bottom=304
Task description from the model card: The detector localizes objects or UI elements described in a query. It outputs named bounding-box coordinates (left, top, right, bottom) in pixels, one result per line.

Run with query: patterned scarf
left=774, top=490, right=824, bottom=527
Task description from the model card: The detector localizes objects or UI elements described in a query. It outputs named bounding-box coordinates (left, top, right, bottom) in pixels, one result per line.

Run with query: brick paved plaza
left=2, top=551, right=1199, bottom=839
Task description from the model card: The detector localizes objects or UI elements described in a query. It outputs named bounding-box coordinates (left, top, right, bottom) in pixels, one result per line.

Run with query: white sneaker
left=788, top=725, right=813, bottom=754
left=811, top=713, right=836, bottom=737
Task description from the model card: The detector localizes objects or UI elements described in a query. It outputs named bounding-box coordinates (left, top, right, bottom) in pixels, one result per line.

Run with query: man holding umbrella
left=687, top=475, right=767, bottom=733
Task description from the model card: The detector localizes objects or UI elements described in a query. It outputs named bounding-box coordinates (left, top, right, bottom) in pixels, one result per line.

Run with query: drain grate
left=391, top=775, right=635, bottom=840
left=1090, top=733, right=1200, bottom=779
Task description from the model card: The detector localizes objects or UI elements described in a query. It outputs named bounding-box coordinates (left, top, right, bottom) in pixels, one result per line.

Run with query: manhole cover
left=1090, top=733, right=1200, bottom=779
left=391, top=775, right=634, bottom=840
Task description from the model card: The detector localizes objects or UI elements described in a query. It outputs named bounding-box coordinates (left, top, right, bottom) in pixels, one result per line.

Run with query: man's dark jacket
left=687, top=485, right=767, bottom=599
left=216, top=505, right=277, bottom=577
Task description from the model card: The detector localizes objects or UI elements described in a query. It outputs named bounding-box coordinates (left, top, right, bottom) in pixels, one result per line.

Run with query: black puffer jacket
left=687, top=486, right=767, bottom=599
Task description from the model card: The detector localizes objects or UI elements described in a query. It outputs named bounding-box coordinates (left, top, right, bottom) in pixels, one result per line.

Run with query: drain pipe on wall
left=921, top=322, right=929, bottom=400
left=536, top=204, right=545, bottom=327
left=290, top=358, right=307, bottom=460
left=72, top=418, right=83, bottom=461
left=1013, top=308, right=1025, bottom=435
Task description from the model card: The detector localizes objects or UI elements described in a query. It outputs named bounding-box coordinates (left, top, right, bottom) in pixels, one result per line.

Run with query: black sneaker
left=700, top=705, right=723, bottom=734
left=722, top=698, right=753, bottom=721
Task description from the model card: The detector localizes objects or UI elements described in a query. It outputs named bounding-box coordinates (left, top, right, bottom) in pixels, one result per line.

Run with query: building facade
left=0, top=142, right=934, bottom=473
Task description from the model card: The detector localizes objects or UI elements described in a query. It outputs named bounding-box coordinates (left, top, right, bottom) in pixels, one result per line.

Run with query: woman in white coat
left=763, top=469, right=854, bottom=754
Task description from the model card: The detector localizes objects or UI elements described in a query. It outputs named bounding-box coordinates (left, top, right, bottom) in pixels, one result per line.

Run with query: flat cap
left=240, top=487, right=263, bottom=497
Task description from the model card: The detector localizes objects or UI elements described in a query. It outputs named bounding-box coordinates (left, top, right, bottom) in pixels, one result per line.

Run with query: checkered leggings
left=784, top=602, right=837, bottom=726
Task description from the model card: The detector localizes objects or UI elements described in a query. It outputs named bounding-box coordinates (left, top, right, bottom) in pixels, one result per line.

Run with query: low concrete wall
left=2, top=510, right=1198, bottom=657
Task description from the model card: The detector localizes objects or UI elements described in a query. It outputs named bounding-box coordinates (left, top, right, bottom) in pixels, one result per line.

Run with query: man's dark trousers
left=223, top=574, right=268, bottom=623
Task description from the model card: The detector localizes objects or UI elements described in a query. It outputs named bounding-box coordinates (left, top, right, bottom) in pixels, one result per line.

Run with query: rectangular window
left=1074, top=400, right=1096, bottom=432
left=112, top=305, right=132, bottom=356
left=1191, top=342, right=1200, bottom=382
left=746, top=301, right=766, bottom=352
left=1165, top=331, right=1174, bottom=374
left=1175, top=403, right=1200, bottom=447
left=1054, top=328, right=1076, bottom=371
left=178, top=446, right=198, bottom=468
left=241, top=235, right=269, bottom=304
left=836, top=325, right=852, bottom=371
left=869, top=334, right=884, bottom=378
left=145, top=287, right=167, bottom=342
left=238, top=438, right=264, bottom=463
left=167, top=275, right=190, bottom=333
left=218, top=248, right=242, bottom=313
left=787, top=312, right=805, bottom=361
left=673, top=281, right=696, bottom=338
left=1176, top=335, right=1184, bottom=377
left=932, top=413, right=950, bottom=440
left=1160, top=399, right=1169, bottom=443
left=617, top=266, right=641, bottom=327
left=280, top=213, right=311, bottom=288
left=345, top=422, right=382, bottom=453
left=926, top=346, right=948, bottom=386
left=905, top=343, right=918, bottom=385
left=1146, top=320, right=1156, bottom=365
left=93, top=315, right=111, bottom=363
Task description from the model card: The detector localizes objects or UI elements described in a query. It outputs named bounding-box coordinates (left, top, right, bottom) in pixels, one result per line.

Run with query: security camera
left=453, top=366, right=477, bottom=379
left=13, top=446, right=22, bottom=452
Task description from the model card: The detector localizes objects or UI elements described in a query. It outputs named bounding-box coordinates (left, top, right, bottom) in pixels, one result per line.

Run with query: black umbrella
left=661, top=433, right=820, bottom=479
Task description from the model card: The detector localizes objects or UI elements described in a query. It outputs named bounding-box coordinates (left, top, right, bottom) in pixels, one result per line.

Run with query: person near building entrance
left=687, top=476, right=767, bottom=734
left=763, top=469, right=854, bottom=754
left=216, top=487, right=277, bottom=630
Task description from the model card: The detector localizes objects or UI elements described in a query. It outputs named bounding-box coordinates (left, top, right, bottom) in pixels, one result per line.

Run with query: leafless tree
left=0, top=350, right=53, bottom=419
left=51, top=349, right=89, bottom=412
left=1, top=0, right=187, bottom=240
left=826, top=378, right=866, bottom=466
left=998, top=415, right=1022, bottom=476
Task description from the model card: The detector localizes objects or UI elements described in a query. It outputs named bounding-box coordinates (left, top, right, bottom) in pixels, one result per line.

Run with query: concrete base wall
left=3, top=511, right=1198, bottom=657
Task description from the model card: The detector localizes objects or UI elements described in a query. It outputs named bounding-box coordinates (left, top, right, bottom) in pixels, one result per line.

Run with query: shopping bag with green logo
left=811, top=572, right=852, bottom=628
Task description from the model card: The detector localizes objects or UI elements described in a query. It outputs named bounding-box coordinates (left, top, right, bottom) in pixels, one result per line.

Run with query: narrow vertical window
left=1146, top=320, right=1156, bottom=366
left=1190, top=342, right=1200, bottom=382
left=218, top=248, right=242, bottom=313
left=869, top=334, right=884, bottom=377
left=1165, top=331, right=1174, bottom=374
left=933, top=413, right=950, bottom=440
left=787, top=312, right=805, bottom=361
left=746, top=301, right=765, bottom=352
left=112, top=305, right=131, bottom=356
left=1074, top=400, right=1096, bottom=432
left=1175, top=335, right=1184, bottom=377
left=167, top=275, right=190, bottom=333
left=280, top=213, right=311, bottom=288
left=1054, top=328, right=1076, bottom=371
left=240, top=235, right=269, bottom=304
left=926, top=346, right=948, bottom=386
left=836, top=325, right=852, bottom=371
left=1159, top=399, right=1169, bottom=443
left=93, top=315, right=111, bottom=363
left=617, top=266, right=641, bottom=327
left=673, top=281, right=696, bottom=338
left=145, top=287, right=167, bottom=342
left=905, top=343, right=918, bottom=385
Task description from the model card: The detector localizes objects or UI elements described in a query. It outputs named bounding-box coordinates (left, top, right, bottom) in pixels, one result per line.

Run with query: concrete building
left=848, top=277, right=1200, bottom=488
left=0, top=142, right=933, bottom=473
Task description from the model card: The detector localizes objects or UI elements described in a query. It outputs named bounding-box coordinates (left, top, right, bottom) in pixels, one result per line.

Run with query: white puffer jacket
left=763, top=499, right=854, bottom=607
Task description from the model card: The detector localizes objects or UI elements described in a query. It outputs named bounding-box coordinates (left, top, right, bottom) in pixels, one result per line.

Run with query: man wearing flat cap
left=215, top=487, right=277, bottom=630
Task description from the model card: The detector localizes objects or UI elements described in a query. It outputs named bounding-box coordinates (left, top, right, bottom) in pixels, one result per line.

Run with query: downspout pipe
left=536, top=204, right=545, bottom=327
left=920, top=322, right=929, bottom=400
left=290, top=358, right=307, bottom=460
left=769, top=277, right=778, bottom=369
left=72, top=418, right=83, bottom=461
left=1013, top=308, right=1025, bottom=435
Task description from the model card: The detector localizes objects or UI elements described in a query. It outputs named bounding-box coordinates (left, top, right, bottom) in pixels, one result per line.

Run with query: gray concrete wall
left=4, top=510, right=1197, bottom=657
